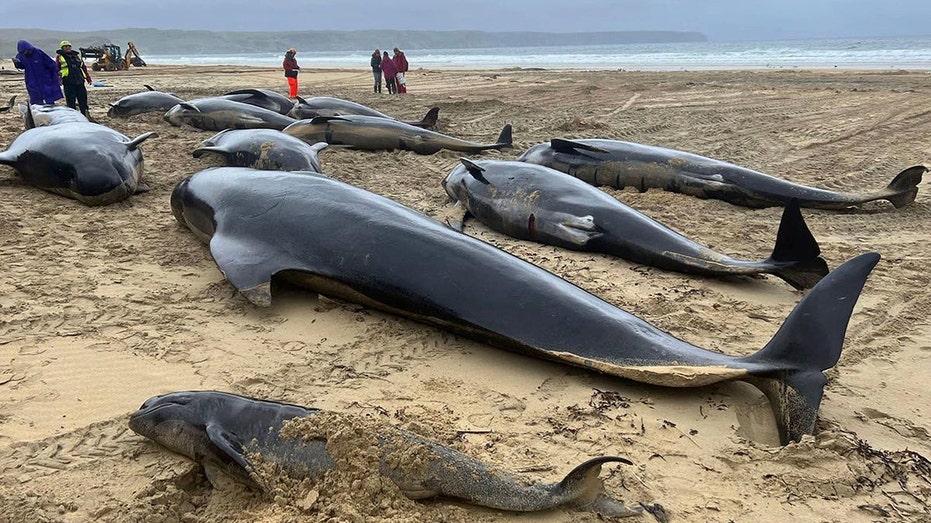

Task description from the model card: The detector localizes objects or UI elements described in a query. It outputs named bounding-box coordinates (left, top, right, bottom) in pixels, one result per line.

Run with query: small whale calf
left=130, top=391, right=649, bottom=518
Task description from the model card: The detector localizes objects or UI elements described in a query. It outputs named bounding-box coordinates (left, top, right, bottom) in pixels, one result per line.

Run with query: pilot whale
left=170, top=166, right=880, bottom=444
left=129, top=391, right=648, bottom=518
left=108, top=85, right=185, bottom=117
left=442, top=159, right=829, bottom=289
left=193, top=129, right=328, bottom=172
left=0, top=107, right=156, bottom=205
left=518, top=138, right=926, bottom=210
left=283, top=115, right=511, bottom=155
left=164, top=98, right=297, bottom=131
left=289, top=96, right=439, bottom=128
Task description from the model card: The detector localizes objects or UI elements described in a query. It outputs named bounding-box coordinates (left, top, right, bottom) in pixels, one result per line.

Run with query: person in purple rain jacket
left=12, top=40, right=63, bottom=105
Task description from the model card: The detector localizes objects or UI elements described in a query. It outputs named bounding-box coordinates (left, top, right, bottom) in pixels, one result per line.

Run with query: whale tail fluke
left=766, top=199, right=830, bottom=289
left=493, top=123, right=513, bottom=150
left=884, top=164, right=926, bottom=208
left=742, top=252, right=880, bottom=444
left=556, top=457, right=643, bottom=517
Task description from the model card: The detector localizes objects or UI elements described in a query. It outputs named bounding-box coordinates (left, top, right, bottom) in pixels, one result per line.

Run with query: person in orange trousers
left=283, top=48, right=300, bottom=98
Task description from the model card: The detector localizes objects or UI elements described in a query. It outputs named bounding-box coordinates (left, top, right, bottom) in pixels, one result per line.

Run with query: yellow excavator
left=79, top=41, right=147, bottom=71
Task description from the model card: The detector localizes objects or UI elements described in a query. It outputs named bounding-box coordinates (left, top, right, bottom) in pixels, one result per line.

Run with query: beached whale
left=289, top=96, right=439, bottom=128
left=443, top=159, right=828, bottom=289
left=193, top=129, right=328, bottom=172
left=108, top=85, right=185, bottom=117
left=129, top=391, right=647, bottom=518
left=518, top=138, right=926, bottom=210
left=283, top=115, right=511, bottom=155
left=170, top=167, right=880, bottom=444
left=0, top=112, right=156, bottom=205
left=19, top=103, right=88, bottom=126
left=164, top=98, right=297, bottom=131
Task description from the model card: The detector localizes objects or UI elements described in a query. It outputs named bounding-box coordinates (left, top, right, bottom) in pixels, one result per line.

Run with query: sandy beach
left=0, top=64, right=929, bottom=522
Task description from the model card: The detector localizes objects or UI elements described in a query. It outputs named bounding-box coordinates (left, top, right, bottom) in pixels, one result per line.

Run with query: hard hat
left=60, top=40, right=72, bottom=48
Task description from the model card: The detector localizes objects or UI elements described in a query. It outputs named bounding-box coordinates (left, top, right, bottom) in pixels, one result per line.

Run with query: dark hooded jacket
left=13, top=40, right=63, bottom=104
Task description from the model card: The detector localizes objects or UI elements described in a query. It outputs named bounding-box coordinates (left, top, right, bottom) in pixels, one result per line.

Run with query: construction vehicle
left=79, top=41, right=147, bottom=71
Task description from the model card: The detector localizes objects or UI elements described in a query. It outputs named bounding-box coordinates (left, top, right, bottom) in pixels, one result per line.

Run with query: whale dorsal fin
left=144, top=84, right=156, bottom=91
left=550, top=138, right=609, bottom=155
left=310, top=116, right=350, bottom=125
left=179, top=102, right=201, bottom=112
left=459, top=158, right=489, bottom=184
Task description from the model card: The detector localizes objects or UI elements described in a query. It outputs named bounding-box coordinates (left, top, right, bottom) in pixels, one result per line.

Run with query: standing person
left=12, top=40, right=63, bottom=105
left=283, top=48, right=300, bottom=98
left=55, top=41, right=92, bottom=116
left=380, top=51, right=397, bottom=94
left=370, top=49, right=382, bottom=93
left=393, top=47, right=409, bottom=94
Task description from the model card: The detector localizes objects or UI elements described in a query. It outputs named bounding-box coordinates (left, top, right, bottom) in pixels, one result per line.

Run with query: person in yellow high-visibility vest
left=55, top=41, right=93, bottom=117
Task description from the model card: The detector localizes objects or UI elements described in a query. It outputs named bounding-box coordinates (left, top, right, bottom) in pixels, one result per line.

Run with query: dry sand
left=0, top=64, right=929, bottom=522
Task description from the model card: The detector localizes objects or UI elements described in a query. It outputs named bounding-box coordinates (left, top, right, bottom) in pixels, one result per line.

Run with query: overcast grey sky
left=1, top=1, right=929, bottom=42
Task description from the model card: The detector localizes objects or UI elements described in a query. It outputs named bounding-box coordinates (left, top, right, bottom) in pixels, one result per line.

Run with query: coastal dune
left=0, top=65, right=928, bottom=522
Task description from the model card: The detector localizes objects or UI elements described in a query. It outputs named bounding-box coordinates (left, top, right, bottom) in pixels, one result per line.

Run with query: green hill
left=0, top=28, right=706, bottom=57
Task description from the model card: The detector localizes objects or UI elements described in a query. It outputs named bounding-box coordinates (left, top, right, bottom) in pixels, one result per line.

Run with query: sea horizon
left=142, top=35, right=931, bottom=71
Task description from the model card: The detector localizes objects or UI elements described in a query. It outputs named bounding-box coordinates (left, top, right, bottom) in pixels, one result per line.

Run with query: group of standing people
left=281, top=46, right=409, bottom=97
left=12, top=39, right=94, bottom=117
left=370, top=48, right=409, bottom=94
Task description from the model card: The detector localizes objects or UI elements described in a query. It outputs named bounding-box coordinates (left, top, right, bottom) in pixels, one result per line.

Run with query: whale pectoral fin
left=459, top=158, right=489, bottom=184
left=192, top=146, right=222, bottom=159
left=204, top=422, right=264, bottom=489
left=537, top=212, right=601, bottom=246
left=201, top=129, right=232, bottom=148
left=440, top=201, right=470, bottom=232
left=309, top=142, right=329, bottom=155
left=134, top=183, right=151, bottom=194
left=683, top=171, right=725, bottom=182
left=126, top=131, right=158, bottom=151
left=144, top=84, right=156, bottom=91
left=209, top=232, right=285, bottom=307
